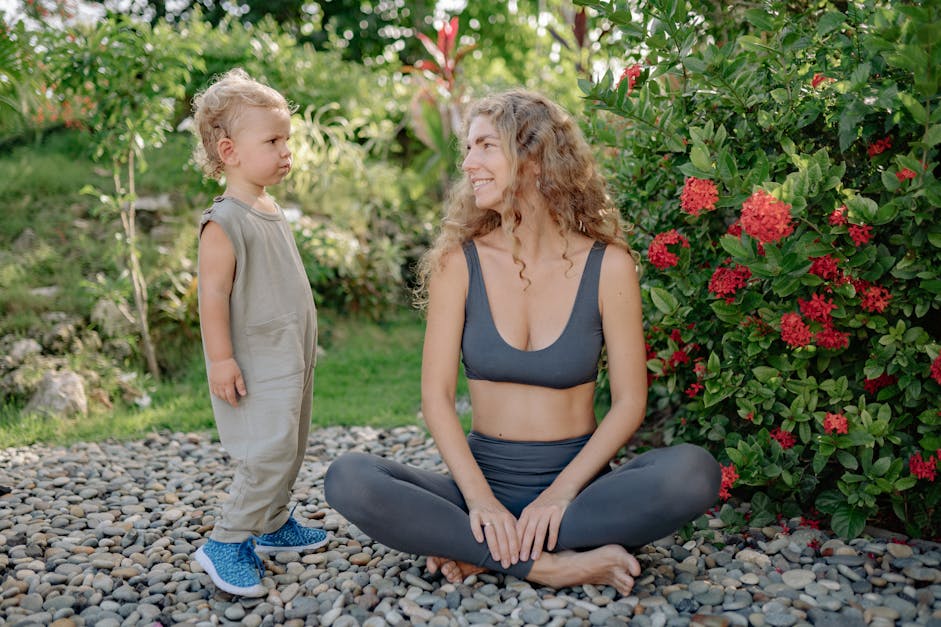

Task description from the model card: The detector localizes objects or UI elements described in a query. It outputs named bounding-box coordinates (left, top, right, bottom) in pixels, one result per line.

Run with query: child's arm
left=198, top=221, right=246, bottom=407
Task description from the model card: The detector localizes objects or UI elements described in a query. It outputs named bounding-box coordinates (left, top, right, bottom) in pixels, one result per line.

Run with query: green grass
left=0, top=310, right=444, bottom=448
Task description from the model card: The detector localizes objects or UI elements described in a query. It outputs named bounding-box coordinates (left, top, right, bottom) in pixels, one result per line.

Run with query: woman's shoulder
left=599, top=242, right=640, bottom=281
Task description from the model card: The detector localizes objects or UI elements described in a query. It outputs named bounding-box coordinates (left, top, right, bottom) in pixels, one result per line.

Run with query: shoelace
left=241, top=539, right=265, bottom=577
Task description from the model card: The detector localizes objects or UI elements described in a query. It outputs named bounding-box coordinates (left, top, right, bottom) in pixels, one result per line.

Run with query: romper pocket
left=244, top=312, right=305, bottom=383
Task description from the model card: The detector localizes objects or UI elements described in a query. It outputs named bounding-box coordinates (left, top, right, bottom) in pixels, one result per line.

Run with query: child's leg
left=211, top=371, right=306, bottom=542
left=324, top=452, right=533, bottom=578
left=556, top=443, right=721, bottom=550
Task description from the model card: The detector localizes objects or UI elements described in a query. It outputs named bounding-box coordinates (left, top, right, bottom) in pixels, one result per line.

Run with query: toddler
left=191, top=68, right=327, bottom=597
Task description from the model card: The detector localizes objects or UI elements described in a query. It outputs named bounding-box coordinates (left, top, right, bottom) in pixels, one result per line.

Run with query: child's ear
left=218, top=137, right=238, bottom=166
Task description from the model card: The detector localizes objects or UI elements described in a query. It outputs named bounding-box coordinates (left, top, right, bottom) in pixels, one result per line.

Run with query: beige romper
left=199, top=196, right=317, bottom=543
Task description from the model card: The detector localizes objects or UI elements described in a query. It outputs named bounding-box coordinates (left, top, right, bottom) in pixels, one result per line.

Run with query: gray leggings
left=324, top=433, right=721, bottom=579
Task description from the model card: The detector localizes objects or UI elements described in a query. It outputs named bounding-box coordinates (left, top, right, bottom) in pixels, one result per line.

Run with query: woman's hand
left=516, top=493, right=570, bottom=561
left=208, top=357, right=246, bottom=407
left=468, top=499, right=520, bottom=569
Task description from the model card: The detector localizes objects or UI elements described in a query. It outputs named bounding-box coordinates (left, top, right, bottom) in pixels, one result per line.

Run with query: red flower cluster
left=685, top=382, right=704, bottom=398
left=863, top=373, right=897, bottom=395
left=798, top=294, right=837, bottom=324
left=811, top=73, right=833, bottom=88
left=680, top=177, right=719, bottom=216
left=859, top=283, right=891, bottom=313
left=770, top=428, right=797, bottom=449
left=848, top=224, right=873, bottom=247
left=931, top=355, right=941, bottom=386
left=823, top=412, right=849, bottom=435
left=740, top=190, right=794, bottom=243
left=719, top=463, right=739, bottom=500
left=828, top=205, right=847, bottom=226
left=617, top=63, right=642, bottom=93
left=909, top=451, right=940, bottom=482
left=867, top=136, right=892, bottom=157
left=816, top=325, right=850, bottom=350
left=780, top=312, right=812, bottom=348
left=709, top=262, right=752, bottom=302
left=648, top=230, right=689, bottom=270
left=896, top=168, right=917, bottom=182
left=809, top=255, right=840, bottom=281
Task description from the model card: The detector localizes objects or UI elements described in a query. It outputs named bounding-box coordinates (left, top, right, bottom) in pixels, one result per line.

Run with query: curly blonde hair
left=415, top=89, right=633, bottom=307
left=191, top=68, right=295, bottom=180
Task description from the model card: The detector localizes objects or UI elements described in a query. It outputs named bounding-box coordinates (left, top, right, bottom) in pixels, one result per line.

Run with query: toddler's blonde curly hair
left=191, top=68, right=294, bottom=180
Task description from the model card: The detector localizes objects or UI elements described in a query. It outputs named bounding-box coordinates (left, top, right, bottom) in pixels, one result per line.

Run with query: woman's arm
left=421, top=247, right=520, bottom=568
left=516, top=245, right=648, bottom=560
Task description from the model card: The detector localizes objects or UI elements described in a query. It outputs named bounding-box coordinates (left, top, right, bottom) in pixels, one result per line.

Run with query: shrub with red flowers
left=583, top=0, right=941, bottom=538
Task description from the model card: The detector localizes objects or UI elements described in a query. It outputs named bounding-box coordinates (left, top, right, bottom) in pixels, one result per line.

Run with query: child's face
left=225, top=106, right=292, bottom=189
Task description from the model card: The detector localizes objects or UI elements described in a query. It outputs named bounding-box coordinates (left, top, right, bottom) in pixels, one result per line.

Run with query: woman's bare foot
left=526, top=544, right=641, bottom=596
left=426, top=556, right=489, bottom=583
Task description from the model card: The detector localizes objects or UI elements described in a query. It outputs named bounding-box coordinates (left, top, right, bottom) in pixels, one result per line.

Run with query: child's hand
left=208, top=357, right=247, bottom=407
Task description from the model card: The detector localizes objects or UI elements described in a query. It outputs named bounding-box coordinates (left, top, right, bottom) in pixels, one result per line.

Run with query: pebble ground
left=1, top=425, right=939, bottom=627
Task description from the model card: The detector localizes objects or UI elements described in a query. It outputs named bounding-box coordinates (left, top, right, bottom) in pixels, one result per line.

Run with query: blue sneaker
left=254, top=516, right=329, bottom=554
left=194, top=538, right=266, bottom=597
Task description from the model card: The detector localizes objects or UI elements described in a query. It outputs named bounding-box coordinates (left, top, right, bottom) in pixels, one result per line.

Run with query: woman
left=325, top=89, right=720, bottom=595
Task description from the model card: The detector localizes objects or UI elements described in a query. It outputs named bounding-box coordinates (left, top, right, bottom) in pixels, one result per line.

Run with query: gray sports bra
left=461, top=240, right=606, bottom=389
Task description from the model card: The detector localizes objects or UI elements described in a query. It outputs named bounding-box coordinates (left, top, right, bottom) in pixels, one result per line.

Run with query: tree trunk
left=118, top=152, right=160, bottom=380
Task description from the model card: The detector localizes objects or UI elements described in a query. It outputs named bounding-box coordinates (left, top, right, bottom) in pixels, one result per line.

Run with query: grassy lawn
left=0, top=310, right=464, bottom=449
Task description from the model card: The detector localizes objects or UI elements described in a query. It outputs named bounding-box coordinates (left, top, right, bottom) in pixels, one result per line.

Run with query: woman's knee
left=667, top=443, right=722, bottom=508
left=324, top=452, right=381, bottom=514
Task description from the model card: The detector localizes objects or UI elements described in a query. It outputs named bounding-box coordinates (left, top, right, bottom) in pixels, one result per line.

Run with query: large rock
left=8, top=339, right=42, bottom=366
left=91, top=299, right=136, bottom=339
left=24, top=370, right=87, bottom=417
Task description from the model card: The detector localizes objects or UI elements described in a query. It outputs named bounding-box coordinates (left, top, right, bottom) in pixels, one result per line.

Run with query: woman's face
left=462, top=115, right=512, bottom=211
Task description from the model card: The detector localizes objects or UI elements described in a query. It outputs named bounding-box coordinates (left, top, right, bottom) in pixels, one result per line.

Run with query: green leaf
left=924, top=124, right=941, bottom=147
left=830, top=505, right=868, bottom=539
left=898, top=92, right=928, bottom=124
left=837, top=450, right=858, bottom=470
left=649, top=287, right=679, bottom=314
left=690, top=144, right=712, bottom=172
left=752, top=366, right=779, bottom=383
left=719, top=234, right=750, bottom=259
left=745, top=8, right=775, bottom=31
left=871, top=457, right=891, bottom=477
left=817, top=11, right=846, bottom=36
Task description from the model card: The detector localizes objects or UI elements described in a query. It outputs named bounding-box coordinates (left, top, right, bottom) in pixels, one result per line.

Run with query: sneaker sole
left=194, top=546, right=267, bottom=597
left=254, top=532, right=330, bottom=554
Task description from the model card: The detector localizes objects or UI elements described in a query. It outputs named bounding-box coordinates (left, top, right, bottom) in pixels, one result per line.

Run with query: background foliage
left=582, top=0, right=940, bottom=538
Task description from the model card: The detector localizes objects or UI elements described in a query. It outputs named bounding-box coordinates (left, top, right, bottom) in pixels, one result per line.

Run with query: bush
left=582, top=0, right=941, bottom=538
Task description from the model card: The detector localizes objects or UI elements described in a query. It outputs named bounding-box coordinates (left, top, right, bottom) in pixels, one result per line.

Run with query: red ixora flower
left=740, top=190, right=794, bottom=243
left=680, top=177, right=719, bottom=216
left=931, top=354, right=941, bottom=386
left=824, top=412, right=849, bottom=435
left=860, top=284, right=892, bottom=313
left=809, top=254, right=840, bottom=281
left=896, top=168, right=917, bottom=182
left=867, top=136, right=892, bottom=158
left=708, top=261, right=752, bottom=302
left=829, top=205, right=847, bottom=226
left=816, top=324, right=850, bottom=351
left=718, top=463, right=739, bottom=500
left=617, top=63, right=642, bottom=93
left=848, top=224, right=873, bottom=247
left=909, top=451, right=939, bottom=482
left=648, top=229, right=689, bottom=270
left=685, top=382, right=704, bottom=398
left=780, top=312, right=812, bottom=348
left=798, top=293, right=837, bottom=324
left=770, top=428, right=797, bottom=449
left=863, top=373, right=897, bottom=395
